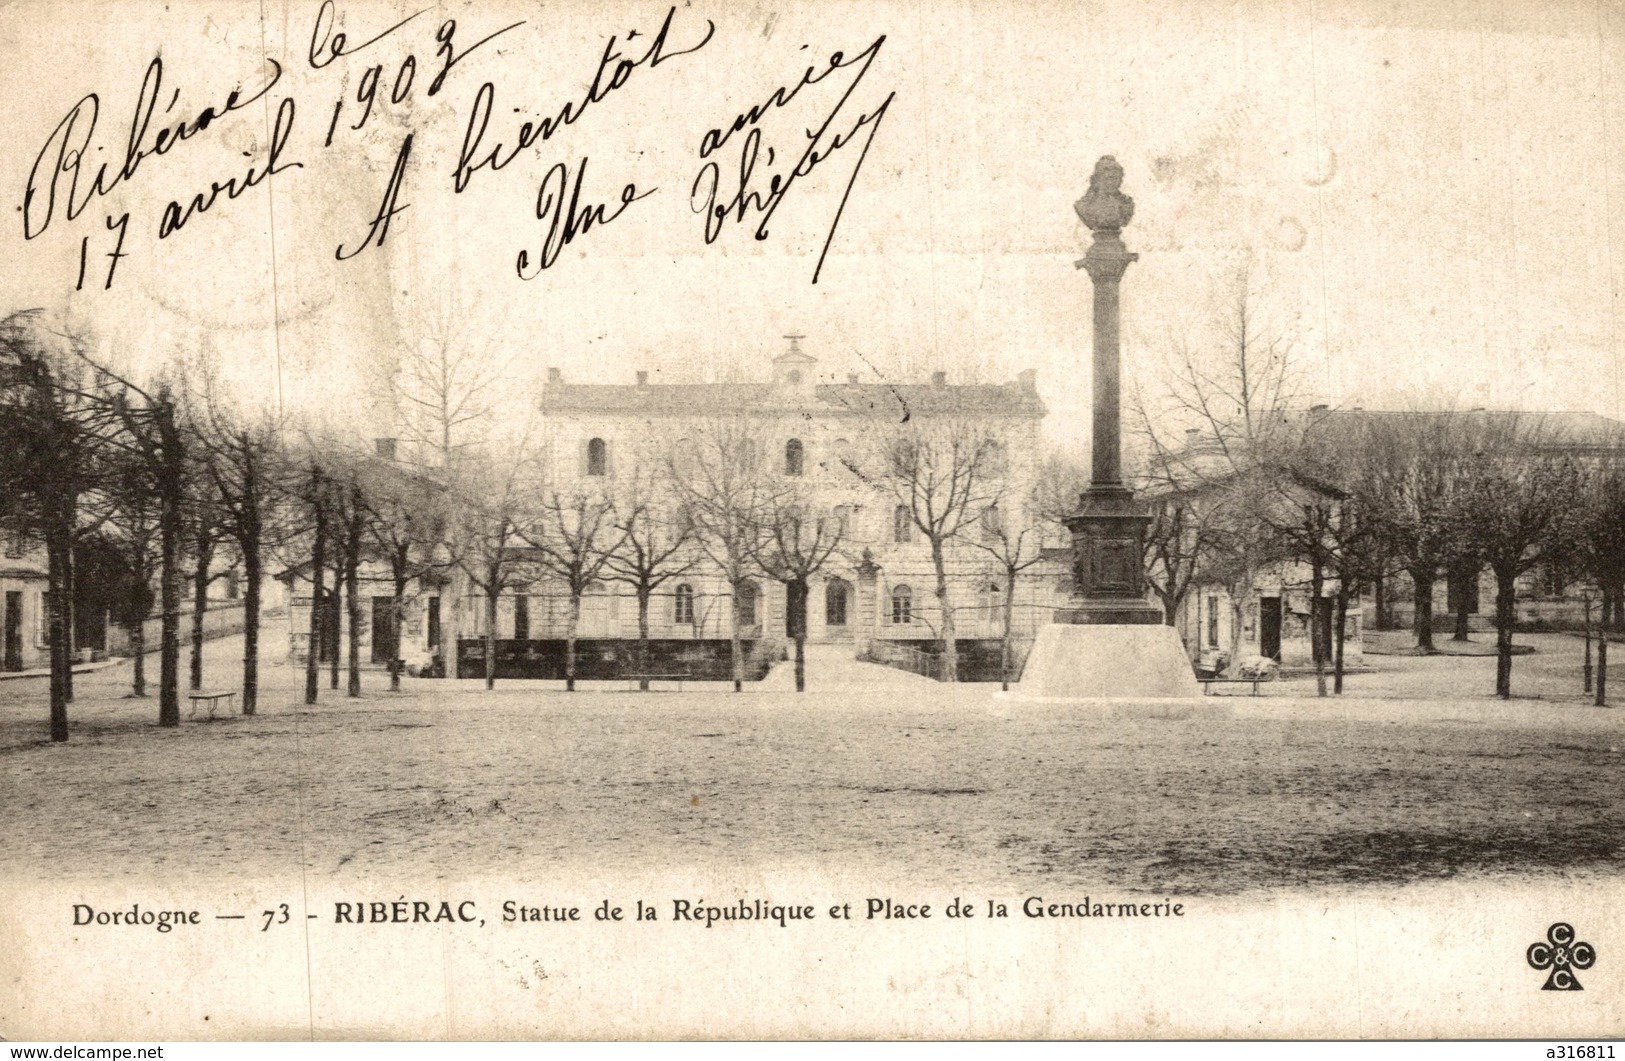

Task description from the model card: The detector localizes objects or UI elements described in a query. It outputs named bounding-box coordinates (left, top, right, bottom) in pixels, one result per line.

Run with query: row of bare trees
left=1132, top=264, right=1619, bottom=701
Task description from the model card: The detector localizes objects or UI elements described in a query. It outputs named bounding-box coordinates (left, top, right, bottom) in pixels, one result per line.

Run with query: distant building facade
left=277, top=343, right=1069, bottom=680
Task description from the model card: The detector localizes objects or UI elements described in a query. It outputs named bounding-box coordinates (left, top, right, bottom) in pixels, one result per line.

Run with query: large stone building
left=524, top=340, right=1067, bottom=677
left=284, top=341, right=1072, bottom=680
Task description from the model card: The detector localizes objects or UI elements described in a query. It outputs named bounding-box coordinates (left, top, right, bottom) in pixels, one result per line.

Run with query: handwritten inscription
left=15, top=5, right=896, bottom=290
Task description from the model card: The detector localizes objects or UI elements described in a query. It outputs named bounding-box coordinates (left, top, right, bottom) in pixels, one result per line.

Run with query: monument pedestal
left=1012, top=623, right=1200, bottom=700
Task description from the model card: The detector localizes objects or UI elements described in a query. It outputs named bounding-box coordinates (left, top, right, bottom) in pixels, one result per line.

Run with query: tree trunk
left=1494, top=569, right=1516, bottom=700
left=484, top=583, right=498, bottom=691
left=158, top=494, right=183, bottom=729
left=63, top=545, right=74, bottom=703
left=329, top=551, right=342, bottom=690
left=729, top=583, right=743, bottom=693
left=189, top=535, right=212, bottom=691
left=46, top=531, right=71, bottom=742
left=1333, top=587, right=1348, bottom=695
left=565, top=591, right=580, bottom=692
left=242, top=544, right=260, bottom=715
left=1001, top=576, right=1016, bottom=692
left=345, top=504, right=362, bottom=699
left=1597, top=630, right=1609, bottom=707
left=931, top=541, right=957, bottom=683
left=1410, top=566, right=1437, bottom=653
left=305, top=492, right=326, bottom=706
left=390, top=557, right=407, bottom=693
left=636, top=586, right=651, bottom=692
left=130, top=619, right=146, bottom=696
left=1226, top=568, right=1254, bottom=675
left=1310, top=561, right=1327, bottom=698
left=445, top=568, right=464, bottom=679
left=788, top=578, right=807, bottom=692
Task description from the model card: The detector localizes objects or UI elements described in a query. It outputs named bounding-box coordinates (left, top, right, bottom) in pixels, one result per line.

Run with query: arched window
left=785, top=438, right=805, bottom=476
left=672, top=437, right=697, bottom=476
left=586, top=437, right=608, bottom=476
left=825, top=578, right=850, bottom=627
left=674, top=583, right=695, bottom=625
left=832, top=505, right=853, bottom=538
left=737, top=581, right=759, bottom=628
left=893, top=505, right=913, bottom=544
left=980, top=504, right=1003, bottom=540
left=890, top=584, right=913, bottom=625
left=983, top=441, right=1008, bottom=477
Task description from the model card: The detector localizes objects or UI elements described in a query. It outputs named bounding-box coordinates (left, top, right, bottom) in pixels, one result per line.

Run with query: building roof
left=1304, top=408, right=1625, bottom=453
left=540, top=379, right=1046, bottom=418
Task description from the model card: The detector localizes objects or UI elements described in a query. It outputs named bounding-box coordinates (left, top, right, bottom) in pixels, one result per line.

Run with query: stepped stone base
left=1012, top=623, right=1201, bottom=701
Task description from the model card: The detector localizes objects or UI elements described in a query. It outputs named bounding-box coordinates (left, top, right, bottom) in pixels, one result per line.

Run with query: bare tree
left=858, top=421, right=1000, bottom=683
left=1452, top=418, right=1583, bottom=699
left=669, top=420, right=769, bottom=692
left=297, top=460, right=333, bottom=705
left=750, top=491, right=844, bottom=692
left=1578, top=458, right=1625, bottom=705
left=99, top=454, right=161, bottom=697
left=603, top=468, right=695, bottom=690
left=1356, top=413, right=1482, bottom=654
left=453, top=445, right=544, bottom=690
left=76, top=362, right=188, bottom=728
left=193, top=401, right=285, bottom=715
left=359, top=458, right=447, bottom=692
left=532, top=489, right=623, bottom=692
left=1136, top=264, right=1304, bottom=668
left=380, top=296, right=514, bottom=466
left=965, top=495, right=1045, bottom=691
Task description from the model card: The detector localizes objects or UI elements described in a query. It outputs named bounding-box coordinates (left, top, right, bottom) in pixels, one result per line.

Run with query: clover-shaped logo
left=1527, top=923, right=1595, bottom=990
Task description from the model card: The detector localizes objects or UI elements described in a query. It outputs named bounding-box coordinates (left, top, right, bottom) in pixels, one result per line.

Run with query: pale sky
left=1, top=0, right=1620, bottom=451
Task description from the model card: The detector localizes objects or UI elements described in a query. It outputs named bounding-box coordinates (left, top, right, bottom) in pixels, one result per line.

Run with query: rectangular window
left=1206, top=596, right=1219, bottom=648
left=513, top=594, right=530, bottom=641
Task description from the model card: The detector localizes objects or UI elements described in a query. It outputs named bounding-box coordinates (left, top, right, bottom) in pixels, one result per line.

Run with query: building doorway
left=371, top=596, right=397, bottom=664
left=1259, top=596, right=1282, bottom=661
left=4, top=592, right=22, bottom=672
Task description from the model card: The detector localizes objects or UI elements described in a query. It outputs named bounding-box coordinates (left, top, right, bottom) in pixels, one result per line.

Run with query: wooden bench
left=624, top=673, right=689, bottom=691
left=188, top=690, right=236, bottom=719
left=1201, top=677, right=1265, bottom=696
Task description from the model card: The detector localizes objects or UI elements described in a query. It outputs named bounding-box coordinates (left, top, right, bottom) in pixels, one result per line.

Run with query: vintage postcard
left=1, top=0, right=1623, bottom=1042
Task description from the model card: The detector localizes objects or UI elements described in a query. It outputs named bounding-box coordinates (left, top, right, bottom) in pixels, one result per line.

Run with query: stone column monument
left=1012, top=156, right=1200, bottom=701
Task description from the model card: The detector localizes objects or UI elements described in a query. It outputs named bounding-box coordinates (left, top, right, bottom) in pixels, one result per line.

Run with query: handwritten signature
left=690, top=35, right=893, bottom=283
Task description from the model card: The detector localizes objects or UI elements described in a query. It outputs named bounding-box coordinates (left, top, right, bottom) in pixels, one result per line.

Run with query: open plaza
left=4, top=618, right=1621, bottom=896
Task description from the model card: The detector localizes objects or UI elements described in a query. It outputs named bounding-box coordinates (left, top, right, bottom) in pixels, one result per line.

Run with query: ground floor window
left=674, top=583, right=695, bottom=625
left=825, top=578, right=849, bottom=626
left=891, top=584, right=912, bottom=625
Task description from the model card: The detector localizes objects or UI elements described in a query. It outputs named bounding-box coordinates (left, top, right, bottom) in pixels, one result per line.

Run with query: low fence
left=454, top=637, right=783, bottom=681
left=864, top=638, right=1035, bottom=683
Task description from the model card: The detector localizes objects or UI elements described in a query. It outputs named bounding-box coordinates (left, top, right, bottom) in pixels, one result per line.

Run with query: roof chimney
left=375, top=438, right=398, bottom=461
left=547, top=367, right=562, bottom=384
left=1310, top=403, right=1329, bottom=416
left=1184, top=428, right=1200, bottom=447
left=636, top=370, right=649, bottom=387
left=1017, top=368, right=1037, bottom=395
left=932, top=370, right=947, bottom=387
left=847, top=373, right=859, bottom=385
